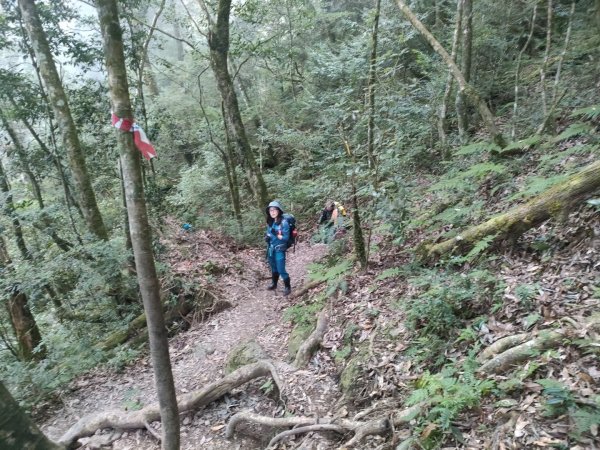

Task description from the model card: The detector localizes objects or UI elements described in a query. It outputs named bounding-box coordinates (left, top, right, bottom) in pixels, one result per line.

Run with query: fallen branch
left=59, top=360, right=283, bottom=447
left=294, top=309, right=329, bottom=368
left=98, top=289, right=225, bottom=351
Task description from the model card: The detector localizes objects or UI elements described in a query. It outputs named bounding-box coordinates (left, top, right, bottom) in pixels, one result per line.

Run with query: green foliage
left=404, top=269, right=504, bottom=366
left=408, top=365, right=494, bottom=448
left=551, top=123, right=595, bottom=142
left=499, top=135, right=542, bottom=154
left=508, top=174, right=569, bottom=201
left=428, top=163, right=507, bottom=201
left=570, top=104, right=600, bottom=120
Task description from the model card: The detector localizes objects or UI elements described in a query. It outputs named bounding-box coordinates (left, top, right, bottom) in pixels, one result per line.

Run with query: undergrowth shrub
left=407, top=362, right=494, bottom=449
left=404, top=268, right=505, bottom=367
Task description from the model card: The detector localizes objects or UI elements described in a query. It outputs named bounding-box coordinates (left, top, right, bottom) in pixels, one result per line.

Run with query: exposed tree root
left=226, top=403, right=426, bottom=448
left=478, top=316, right=600, bottom=374
left=294, top=309, right=329, bottom=368
left=267, top=424, right=346, bottom=449
left=291, top=280, right=327, bottom=299
left=58, top=360, right=283, bottom=447
left=479, top=329, right=571, bottom=374
left=476, top=333, right=530, bottom=363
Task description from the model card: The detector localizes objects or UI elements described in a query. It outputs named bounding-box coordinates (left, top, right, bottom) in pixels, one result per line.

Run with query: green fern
left=570, top=104, right=600, bottom=120
left=429, top=163, right=507, bottom=194
left=538, top=144, right=593, bottom=170
left=461, top=162, right=507, bottom=179
left=552, top=123, right=595, bottom=142
left=509, top=174, right=568, bottom=201
left=308, top=259, right=352, bottom=282
left=500, top=135, right=542, bottom=153
left=464, top=234, right=498, bottom=261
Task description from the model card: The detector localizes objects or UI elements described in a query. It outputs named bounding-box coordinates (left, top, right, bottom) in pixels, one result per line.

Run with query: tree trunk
left=208, top=0, right=269, bottom=209
left=18, top=0, right=108, bottom=241
left=0, top=158, right=31, bottom=261
left=455, top=0, right=472, bottom=143
left=438, top=0, right=463, bottom=150
left=16, top=21, right=83, bottom=221
left=366, top=0, right=381, bottom=185
left=95, top=1, right=180, bottom=449
left=395, top=0, right=506, bottom=148
left=511, top=2, right=538, bottom=140
left=421, top=160, right=600, bottom=261
left=0, top=111, right=73, bottom=252
left=0, top=381, right=62, bottom=449
left=7, top=292, right=46, bottom=361
left=538, top=0, right=575, bottom=135
left=537, top=0, right=553, bottom=133
left=0, top=237, right=45, bottom=361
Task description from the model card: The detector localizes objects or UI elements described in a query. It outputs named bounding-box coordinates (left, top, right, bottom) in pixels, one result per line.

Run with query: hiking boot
left=267, top=273, right=279, bottom=290
left=283, top=278, right=291, bottom=296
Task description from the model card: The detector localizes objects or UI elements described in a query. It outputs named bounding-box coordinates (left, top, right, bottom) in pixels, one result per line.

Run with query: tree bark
left=539, top=0, right=553, bottom=126
left=207, top=0, right=269, bottom=209
left=366, top=0, right=381, bottom=185
left=395, top=0, right=507, bottom=148
left=95, top=1, right=180, bottom=449
left=511, top=2, right=538, bottom=140
left=455, top=0, right=472, bottom=143
left=18, top=0, right=108, bottom=241
left=0, top=236, right=45, bottom=361
left=0, top=381, right=63, bottom=449
left=438, top=0, right=463, bottom=150
left=6, top=292, right=46, bottom=361
left=421, top=160, right=600, bottom=260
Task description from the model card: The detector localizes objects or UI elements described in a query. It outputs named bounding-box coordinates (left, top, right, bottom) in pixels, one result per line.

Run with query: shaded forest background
left=0, top=0, right=599, bottom=448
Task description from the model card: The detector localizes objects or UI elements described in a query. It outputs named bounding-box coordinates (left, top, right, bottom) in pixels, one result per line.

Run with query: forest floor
left=41, top=220, right=344, bottom=449
left=39, top=208, right=600, bottom=449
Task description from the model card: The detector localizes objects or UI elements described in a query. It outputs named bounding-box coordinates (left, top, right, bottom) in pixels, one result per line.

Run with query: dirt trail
left=41, top=229, right=338, bottom=449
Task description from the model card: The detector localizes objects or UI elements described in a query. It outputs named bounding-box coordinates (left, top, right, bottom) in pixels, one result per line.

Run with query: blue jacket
left=266, top=219, right=290, bottom=252
left=265, top=201, right=290, bottom=252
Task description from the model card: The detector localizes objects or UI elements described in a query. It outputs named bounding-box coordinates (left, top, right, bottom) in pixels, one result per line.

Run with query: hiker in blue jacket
left=265, top=200, right=291, bottom=296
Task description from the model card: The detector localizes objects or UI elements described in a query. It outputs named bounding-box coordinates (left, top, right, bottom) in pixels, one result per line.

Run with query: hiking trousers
left=268, top=248, right=289, bottom=281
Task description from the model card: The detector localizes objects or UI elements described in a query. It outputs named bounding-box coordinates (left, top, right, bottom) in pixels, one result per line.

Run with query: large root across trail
left=58, top=361, right=284, bottom=447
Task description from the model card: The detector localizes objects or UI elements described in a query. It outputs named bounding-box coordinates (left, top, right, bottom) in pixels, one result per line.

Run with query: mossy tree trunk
left=208, top=0, right=269, bottom=209
left=18, top=0, right=108, bottom=241
left=422, top=160, right=600, bottom=260
left=455, top=0, right=472, bottom=143
left=95, top=1, right=180, bottom=449
left=366, top=0, right=381, bottom=184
